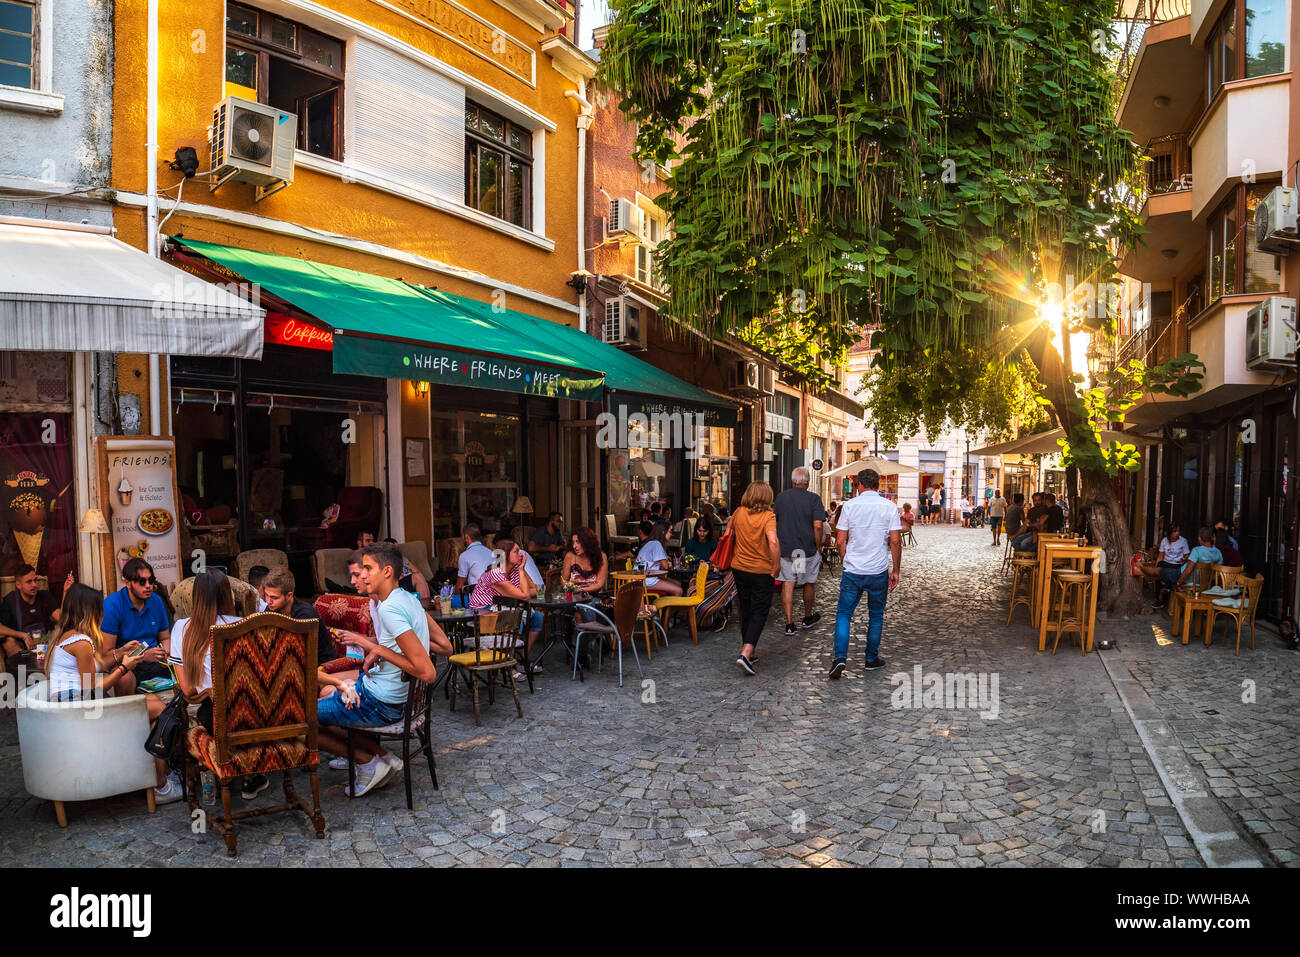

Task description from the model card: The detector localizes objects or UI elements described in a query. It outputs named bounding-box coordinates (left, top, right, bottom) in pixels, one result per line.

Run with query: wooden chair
left=344, top=671, right=437, bottom=810
left=1206, top=574, right=1264, bottom=655
left=612, top=570, right=661, bottom=659
left=572, top=584, right=645, bottom=687
left=447, top=608, right=525, bottom=725
left=654, top=562, right=710, bottom=644
left=233, top=548, right=289, bottom=582
left=603, top=514, right=638, bottom=554
left=183, top=613, right=325, bottom=857
left=900, top=524, right=917, bottom=546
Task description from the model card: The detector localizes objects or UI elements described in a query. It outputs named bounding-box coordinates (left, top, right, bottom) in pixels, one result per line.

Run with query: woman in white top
left=168, top=570, right=238, bottom=731
left=636, top=521, right=682, bottom=596
left=46, top=584, right=145, bottom=701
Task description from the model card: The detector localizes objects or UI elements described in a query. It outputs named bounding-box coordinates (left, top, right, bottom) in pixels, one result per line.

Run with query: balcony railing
left=1146, top=133, right=1192, bottom=195
left=1115, top=315, right=1184, bottom=370
left=1114, top=1, right=1193, bottom=100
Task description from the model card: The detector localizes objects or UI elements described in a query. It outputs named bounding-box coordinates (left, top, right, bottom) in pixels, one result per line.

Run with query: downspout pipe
left=566, top=86, right=594, bottom=337
left=146, top=0, right=162, bottom=435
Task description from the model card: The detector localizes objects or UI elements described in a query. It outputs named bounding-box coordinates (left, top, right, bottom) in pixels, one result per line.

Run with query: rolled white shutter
left=345, top=39, right=465, bottom=204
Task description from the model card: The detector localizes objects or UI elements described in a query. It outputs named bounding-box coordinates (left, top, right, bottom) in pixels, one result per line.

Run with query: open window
left=224, top=3, right=344, bottom=160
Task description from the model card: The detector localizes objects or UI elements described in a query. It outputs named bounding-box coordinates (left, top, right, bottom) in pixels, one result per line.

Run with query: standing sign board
left=97, top=438, right=182, bottom=593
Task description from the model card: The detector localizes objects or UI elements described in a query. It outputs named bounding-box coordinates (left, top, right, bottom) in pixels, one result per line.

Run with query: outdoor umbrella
left=972, top=428, right=1158, bottom=457
left=818, top=456, right=919, bottom=482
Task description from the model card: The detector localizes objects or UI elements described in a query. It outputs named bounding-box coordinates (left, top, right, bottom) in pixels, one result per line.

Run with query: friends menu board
left=97, top=438, right=182, bottom=593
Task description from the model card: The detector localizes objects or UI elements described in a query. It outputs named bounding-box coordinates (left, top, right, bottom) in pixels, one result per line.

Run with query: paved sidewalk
left=0, top=524, right=1293, bottom=866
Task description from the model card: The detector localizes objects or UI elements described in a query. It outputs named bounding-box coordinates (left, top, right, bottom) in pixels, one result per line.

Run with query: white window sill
left=294, top=150, right=555, bottom=253
left=0, top=85, right=64, bottom=115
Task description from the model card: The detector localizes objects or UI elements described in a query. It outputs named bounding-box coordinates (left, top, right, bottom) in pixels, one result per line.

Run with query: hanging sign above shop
left=332, top=334, right=604, bottom=402
left=265, top=315, right=334, bottom=351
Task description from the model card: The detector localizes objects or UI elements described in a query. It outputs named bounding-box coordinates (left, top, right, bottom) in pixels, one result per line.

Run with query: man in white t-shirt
left=988, top=489, right=1008, bottom=547
left=317, top=542, right=437, bottom=798
left=829, top=468, right=901, bottom=679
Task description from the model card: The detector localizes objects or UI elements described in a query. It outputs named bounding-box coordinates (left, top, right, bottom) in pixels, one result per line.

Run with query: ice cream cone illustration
left=118, top=467, right=133, bottom=506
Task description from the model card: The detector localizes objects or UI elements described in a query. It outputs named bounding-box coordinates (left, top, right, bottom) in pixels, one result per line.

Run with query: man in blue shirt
left=101, top=558, right=171, bottom=695
left=1176, top=527, right=1223, bottom=589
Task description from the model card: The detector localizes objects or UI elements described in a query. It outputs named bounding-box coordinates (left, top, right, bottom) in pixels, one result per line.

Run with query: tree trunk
left=1079, top=467, right=1143, bottom=616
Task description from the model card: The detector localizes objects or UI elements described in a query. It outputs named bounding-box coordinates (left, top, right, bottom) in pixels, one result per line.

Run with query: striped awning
left=0, top=217, right=264, bottom=358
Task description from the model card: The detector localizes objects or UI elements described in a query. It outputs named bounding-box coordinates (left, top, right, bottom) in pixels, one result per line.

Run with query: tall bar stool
left=1049, top=568, right=1093, bottom=655
left=1007, top=555, right=1038, bottom=624
left=1000, top=537, right=1015, bottom=577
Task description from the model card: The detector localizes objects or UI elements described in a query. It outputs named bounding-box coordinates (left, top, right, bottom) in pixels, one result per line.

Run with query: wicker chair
left=233, top=548, right=289, bottom=582
left=171, top=575, right=260, bottom=619
left=183, top=612, right=325, bottom=857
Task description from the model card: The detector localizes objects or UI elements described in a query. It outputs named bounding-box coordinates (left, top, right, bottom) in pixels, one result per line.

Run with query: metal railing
left=1146, top=133, right=1192, bottom=195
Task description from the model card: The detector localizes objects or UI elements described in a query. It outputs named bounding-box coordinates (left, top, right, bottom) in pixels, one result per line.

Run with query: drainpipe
left=146, top=0, right=161, bottom=434
left=566, top=85, right=594, bottom=336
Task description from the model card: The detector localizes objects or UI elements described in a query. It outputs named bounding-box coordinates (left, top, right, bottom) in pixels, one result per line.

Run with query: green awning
left=430, top=288, right=739, bottom=428
left=175, top=239, right=605, bottom=402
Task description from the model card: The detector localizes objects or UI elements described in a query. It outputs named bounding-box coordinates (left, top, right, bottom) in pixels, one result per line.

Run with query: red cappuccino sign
left=265, top=316, right=334, bottom=351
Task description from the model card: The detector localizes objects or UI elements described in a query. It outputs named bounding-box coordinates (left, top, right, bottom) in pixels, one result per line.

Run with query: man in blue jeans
left=830, top=468, right=902, bottom=679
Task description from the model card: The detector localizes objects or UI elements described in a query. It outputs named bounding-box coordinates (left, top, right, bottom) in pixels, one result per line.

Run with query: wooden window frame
left=224, top=4, right=344, bottom=160
left=464, top=100, right=534, bottom=229
left=0, top=0, right=37, bottom=91
left=1207, top=0, right=1287, bottom=102
left=1206, top=182, right=1282, bottom=303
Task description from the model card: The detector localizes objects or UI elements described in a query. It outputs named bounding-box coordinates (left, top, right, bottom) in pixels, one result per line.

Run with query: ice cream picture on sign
left=118, top=466, right=133, bottom=506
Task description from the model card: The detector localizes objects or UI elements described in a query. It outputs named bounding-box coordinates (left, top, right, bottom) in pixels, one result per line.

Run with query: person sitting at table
left=1042, top=492, right=1065, bottom=533
left=1174, top=527, right=1222, bottom=590
left=636, top=522, right=682, bottom=597
left=561, top=527, right=609, bottom=595
left=699, top=502, right=722, bottom=537
left=358, top=532, right=431, bottom=600
left=0, top=563, right=67, bottom=668
left=165, top=569, right=242, bottom=803
left=247, top=564, right=270, bottom=611
left=454, top=524, right=496, bottom=604
left=1213, top=528, right=1243, bottom=567
left=466, top=538, right=544, bottom=680
left=900, top=504, right=915, bottom=534
left=684, top=519, right=717, bottom=563
left=101, top=558, right=172, bottom=697
left=316, top=543, right=439, bottom=798
left=1151, top=523, right=1190, bottom=609
left=1010, top=493, right=1047, bottom=552
left=528, top=512, right=566, bottom=560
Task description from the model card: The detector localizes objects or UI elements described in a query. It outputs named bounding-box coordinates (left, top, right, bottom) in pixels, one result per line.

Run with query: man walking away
left=829, top=469, right=901, bottom=679
left=774, top=467, right=826, bottom=636
left=988, top=489, right=1008, bottom=546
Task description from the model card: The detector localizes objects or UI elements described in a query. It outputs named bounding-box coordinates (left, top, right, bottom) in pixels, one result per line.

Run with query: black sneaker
left=863, top=657, right=887, bottom=671
left=784, top=622, right=797, bottom=636
left=828, top=658, right=846, bottom=680
left=801, top=612, right=821, bottom=629
left=241, top=773, right=270, bottom=800
left=736, top=655, right=756, bottom=676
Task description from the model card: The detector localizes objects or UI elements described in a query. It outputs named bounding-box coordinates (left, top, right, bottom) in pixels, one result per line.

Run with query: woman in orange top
left=729, top=481, right=780, bottom=675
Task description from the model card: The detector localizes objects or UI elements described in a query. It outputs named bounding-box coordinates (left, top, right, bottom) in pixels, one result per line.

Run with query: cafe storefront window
left=431, top=410, right=520, bottom=536
left=0, top=352, right=76, bottom=597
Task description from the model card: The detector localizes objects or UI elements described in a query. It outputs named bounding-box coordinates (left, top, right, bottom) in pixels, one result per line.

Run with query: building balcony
left=1120, top=134, right=1196, bottom=281
left=1116, top=11, right=1197, bottom=144
left=1189, top=77, right=1289, bottom=221
left=1124, top=295, right=1277, bottom=427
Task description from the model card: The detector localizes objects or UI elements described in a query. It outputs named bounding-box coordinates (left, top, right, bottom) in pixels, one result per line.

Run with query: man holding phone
left=100, top=558, right=171, bottom=695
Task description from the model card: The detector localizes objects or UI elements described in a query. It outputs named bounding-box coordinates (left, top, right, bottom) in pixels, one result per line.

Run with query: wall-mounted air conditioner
left=608, top=198, right=644, bottom=239
left=211, top=96, right=297, bottom=201
left=728, top=360, right=776, bottom=396
left=603, top=296, right=645, bottom=349
left=1246, top=296, right=1297, bottom=370
left=1255, top=186, right=1300, bottom=254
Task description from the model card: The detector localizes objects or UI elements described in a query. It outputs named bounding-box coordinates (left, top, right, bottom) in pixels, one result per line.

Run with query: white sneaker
left=376, top=752, right=403, bottom=788
left=344, top=760, right=382, bottom=798
left=329, top=756, right=349, bottom=771
left=154, top=774, right=184, bottom=805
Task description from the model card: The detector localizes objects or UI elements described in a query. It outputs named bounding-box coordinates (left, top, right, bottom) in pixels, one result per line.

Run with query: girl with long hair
left=46, top=583, right=144, bottom=701
left=636, top=521, right=682, bottom=596
left=684, top=518, right=717, bottom=562
left=729, top=482, right=780, bottom=675
left=562, top=527, right=608, bottom=594
left=468, top=538, right=543, bottom=680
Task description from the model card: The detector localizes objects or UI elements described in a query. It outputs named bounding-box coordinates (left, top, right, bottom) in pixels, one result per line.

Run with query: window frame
left=1206, top=0, right=1287, bottom=102
left=224, top=4, right=345, bottom=160
left=464, top=100, right=534, bottom=229
left=1206, top=182, right=1282, bottom=304
left=0, top=0, right=37, bottom=91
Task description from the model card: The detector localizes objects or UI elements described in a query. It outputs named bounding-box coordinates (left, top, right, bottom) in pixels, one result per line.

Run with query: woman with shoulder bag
left=728, top=482, right=780, bottom=676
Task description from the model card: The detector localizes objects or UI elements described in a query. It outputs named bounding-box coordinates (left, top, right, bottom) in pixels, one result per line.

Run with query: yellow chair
left=654, top=563, right=710, bottom=645
left=1206, top=574, right=1264, bottom=656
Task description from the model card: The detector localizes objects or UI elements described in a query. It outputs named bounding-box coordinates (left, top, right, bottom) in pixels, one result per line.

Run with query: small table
left=1035, top=544, right=1100, bottom=653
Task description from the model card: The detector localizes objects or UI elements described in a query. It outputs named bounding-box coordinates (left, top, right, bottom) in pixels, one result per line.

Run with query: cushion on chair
left=449, top=649, right=515, bottom=667
left=1212, top=597, right=1243, bottom=609
left=314, top=594, right=375, bottom=638
left=1200, top=586, right=1241, bottom=598
left=366, top=712, right=424, bottom=736
left=186, top=725, right=318, bottom=779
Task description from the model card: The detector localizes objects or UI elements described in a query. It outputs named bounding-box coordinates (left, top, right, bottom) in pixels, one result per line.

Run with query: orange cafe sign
left=265, top=315, right=334, bottom=351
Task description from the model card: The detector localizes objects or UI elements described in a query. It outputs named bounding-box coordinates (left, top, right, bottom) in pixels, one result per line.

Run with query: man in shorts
left=774, top=467, right=827, bottom=636
left=988, top=488, right=1008, bottom=547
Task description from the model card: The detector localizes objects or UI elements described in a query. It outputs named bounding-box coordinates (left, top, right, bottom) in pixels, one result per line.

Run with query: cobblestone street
left=2, top=524, right=1295, bottom=867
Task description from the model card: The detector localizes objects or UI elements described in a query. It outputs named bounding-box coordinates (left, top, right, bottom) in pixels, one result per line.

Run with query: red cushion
left=186, top=725, right=317, bottom=779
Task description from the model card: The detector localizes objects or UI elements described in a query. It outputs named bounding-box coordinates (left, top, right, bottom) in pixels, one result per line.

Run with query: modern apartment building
left=1114, top=0, right=1296, bottom=621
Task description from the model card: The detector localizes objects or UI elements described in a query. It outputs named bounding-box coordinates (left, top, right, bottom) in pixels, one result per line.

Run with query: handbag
left=145, top=685, right=189, bottom=770
left=711, top=527, right=737, bottom=571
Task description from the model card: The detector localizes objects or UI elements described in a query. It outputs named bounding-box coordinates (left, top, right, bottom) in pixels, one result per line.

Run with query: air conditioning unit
left=603, top=296, right=644, bottom=349
left=1255, top=186, right=1300, bottom=254
left=1246, top=296, right=1297, bottom=370
left=727, top=360, right=776, bottom=396
left=608, top=198, right=644, bottom=239
left=210, top=96, right=297, bottom=201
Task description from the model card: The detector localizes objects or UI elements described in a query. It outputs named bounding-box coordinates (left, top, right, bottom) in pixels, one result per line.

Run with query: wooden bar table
left=1029, top=533, right=1073, bottom=627
left=1036, top=544, right=1101, bottom=652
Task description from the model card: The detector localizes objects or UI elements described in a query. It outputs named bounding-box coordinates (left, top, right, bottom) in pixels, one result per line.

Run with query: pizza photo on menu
left=137, top=508, right=174, bottom=536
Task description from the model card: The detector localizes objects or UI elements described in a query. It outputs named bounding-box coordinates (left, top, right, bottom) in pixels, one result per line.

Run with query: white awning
left=0, top=217, right=264, bottom=358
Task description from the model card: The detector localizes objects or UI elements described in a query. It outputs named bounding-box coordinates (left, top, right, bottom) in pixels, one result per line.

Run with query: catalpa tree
left=601, top=0, right=1202, bottom=614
